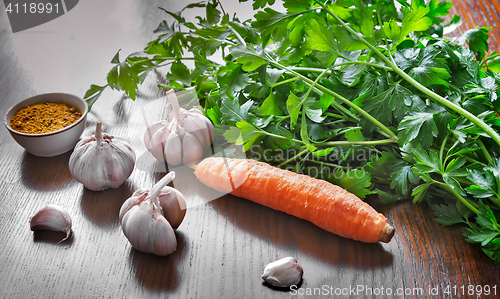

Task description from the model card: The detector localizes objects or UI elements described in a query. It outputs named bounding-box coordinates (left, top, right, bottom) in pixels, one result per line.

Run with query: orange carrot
left=194, top=157, right=394, bottom=243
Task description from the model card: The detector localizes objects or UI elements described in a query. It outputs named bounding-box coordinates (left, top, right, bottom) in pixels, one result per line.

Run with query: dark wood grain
left=1, top=1, right=500, bottom=298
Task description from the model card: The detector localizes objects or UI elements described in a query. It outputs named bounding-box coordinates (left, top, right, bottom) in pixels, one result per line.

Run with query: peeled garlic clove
left=121, top=202, right=177, bottom=256
left=157, top=187, right=186, bottom=229
left=30, top=205, right=72, bottom=242
left=262, top=257, right=303, bottom=288
left=182, top=132, right=204, bottom=165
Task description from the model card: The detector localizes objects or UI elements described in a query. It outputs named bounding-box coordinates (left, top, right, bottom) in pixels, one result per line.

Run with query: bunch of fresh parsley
left=85, top=0, right=500, bottom=264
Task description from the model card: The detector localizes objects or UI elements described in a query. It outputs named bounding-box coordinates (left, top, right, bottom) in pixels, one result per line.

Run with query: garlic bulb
left=69, top=121, right=136, bottom=191
left=120, top=171, right=186, bottom=256
left=144, top=90, right=214, bottom=165
left=30, top=205, right=72, bottom=243
left=119, top=181, right=186, bottom=230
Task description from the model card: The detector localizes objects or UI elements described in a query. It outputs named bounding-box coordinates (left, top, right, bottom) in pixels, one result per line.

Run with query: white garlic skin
left=262, top=257, right=304, bottom=288
left=69, top=121, right=136, bottom=191
left=144, top=91, right=214, bottom=166
left=119, top=172, right=185, bottom=256
left=119, top=188, right=148, bottom=223
left=121, top=201, right=177, bottom=256
left=119, top=187, right=186, bottom=229
left=30, top=205, right=72, bottom=242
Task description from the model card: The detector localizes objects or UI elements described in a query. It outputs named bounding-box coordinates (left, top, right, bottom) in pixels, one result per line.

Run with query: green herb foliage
left=85, top=0, right=500, bottom=264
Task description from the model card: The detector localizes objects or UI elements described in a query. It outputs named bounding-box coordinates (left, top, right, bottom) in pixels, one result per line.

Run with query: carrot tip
left=380, top=224, right=395, bottom=243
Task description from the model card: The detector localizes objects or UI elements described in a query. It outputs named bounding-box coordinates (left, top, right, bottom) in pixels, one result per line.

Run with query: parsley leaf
left=431, top=202, right=468, bottom=226
left=220, top=97, right=253, bottom=124
left=325, top=168, right=374, bottom=199
left=398, top=109, right=441, bottom=150
left=224, top=121, right=265, bottom=151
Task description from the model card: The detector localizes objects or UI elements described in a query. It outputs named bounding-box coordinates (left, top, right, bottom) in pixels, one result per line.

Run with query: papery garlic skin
left=30, top=205, right=72, bottom=242
left=262, top=257, right=304, bottom=288
left=144, top=90, right=214, bottom=165
left=121, top=201, right=177, bottom=256
left=157, top=187, right=186, bottom=229
left=119, top=180, right=186, bottom=229
left=119, top=188, right=149, bottom=223
left=120, top=172, right=185, bottom=256
left=69, top=121, right=136, bottom=191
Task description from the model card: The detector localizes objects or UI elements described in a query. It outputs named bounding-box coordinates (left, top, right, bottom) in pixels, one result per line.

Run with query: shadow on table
left=80, top=182, right=135, bottom=229
left=20, top=151, right=74, bottom=191
left=208, top=194, right=393, bottom=270
left=128, top=231, right=187, bottom=292
left=33, top=229, right=74, bottom=246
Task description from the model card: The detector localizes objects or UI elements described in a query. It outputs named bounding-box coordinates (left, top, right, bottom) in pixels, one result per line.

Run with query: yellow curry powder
left=10, top=102, right=82, bottom=134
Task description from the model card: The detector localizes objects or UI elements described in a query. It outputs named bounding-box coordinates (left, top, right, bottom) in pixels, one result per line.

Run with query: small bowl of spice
left=4, top=93, right=88, bottom=157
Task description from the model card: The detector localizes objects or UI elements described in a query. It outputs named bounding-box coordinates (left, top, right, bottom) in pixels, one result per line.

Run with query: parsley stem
left=325, top=113, right=350, bottom=120
left=435, top=181, right=480, bottom=214
left=262, top=131, right=302, bottom=144
left=291, top=60, right=391, bottom=71
left=267, top=60, right=397, bottom=140
left=317, top=0, right=500, bottom=148
left=477, top=139, right=494, bottom=164
left=314, top=138, right=396, bottom=147
left=228, top=23, right=246, bottom=47
left=278, top=149, right=309, bottom=168
left=280, top=71, right=360, bottom=122
left=271, top=76, right=299, bottom=88
left=308, top=159, right=350, bottom=170
left=439, top=133, right=450, bottom=170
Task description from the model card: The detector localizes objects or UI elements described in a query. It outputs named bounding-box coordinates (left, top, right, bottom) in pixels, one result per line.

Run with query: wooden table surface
left=1, top=0, right=500, bottom=298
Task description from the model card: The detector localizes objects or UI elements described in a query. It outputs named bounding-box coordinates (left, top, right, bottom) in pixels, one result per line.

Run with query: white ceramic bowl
left=4, top=93, right=88, bottom=157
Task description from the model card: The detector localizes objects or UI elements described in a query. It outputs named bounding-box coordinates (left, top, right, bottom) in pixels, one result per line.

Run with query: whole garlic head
left=119, top=171, right=186, bottom=256
left=69, top=121, right=136, bottom=191
left=144, top=90, right=214, bottom=165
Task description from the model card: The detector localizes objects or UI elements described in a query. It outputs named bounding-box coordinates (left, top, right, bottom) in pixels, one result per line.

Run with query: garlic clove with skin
left=30, top=205, right=72, bottom=243
left=119, top=181, right=186, bottom=230
left=144, top=121, right=167, bottom=151
left=164, top=131, right=183, bottom=166
left=262, top=257, right=304, bottom=288
left=148, top=124, right=170, bottom=162
left=181, top=132, right=204, bottom=165
left=156, top=187, right=186, bottom=229
left=69, top=121, right=136, bottom=191
left=121, top=201, right=177, bottom=256
left=119, top=188, right=149, bottom=223
left=144, top=90, right=214, bottom=166
left=120, top=171, right=185, bottom=256
left=180, top=112, right=211, bottom=148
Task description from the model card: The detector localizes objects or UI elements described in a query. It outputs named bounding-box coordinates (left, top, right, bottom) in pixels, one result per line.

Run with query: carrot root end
left=380, top=224, right=395, bottom=243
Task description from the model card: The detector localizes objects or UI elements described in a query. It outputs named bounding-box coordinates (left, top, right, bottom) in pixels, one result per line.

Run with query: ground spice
left=10, top=102, right=82, bottom=134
